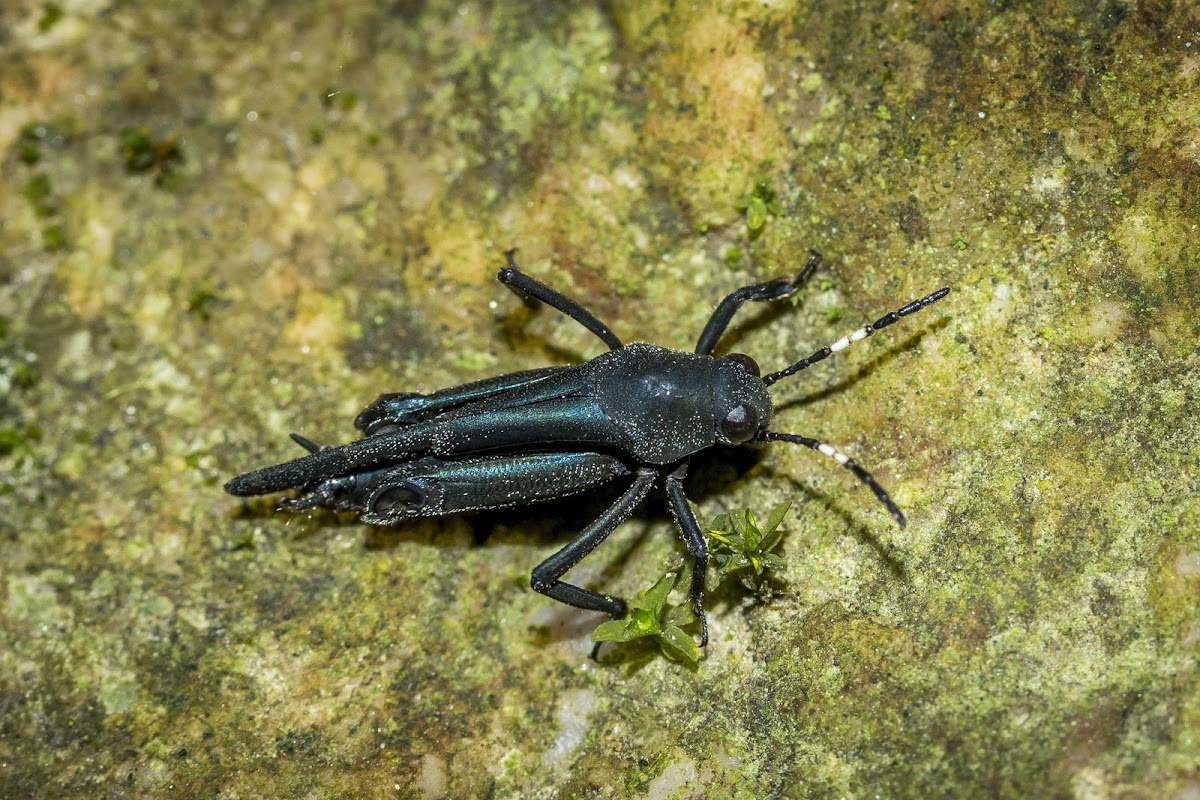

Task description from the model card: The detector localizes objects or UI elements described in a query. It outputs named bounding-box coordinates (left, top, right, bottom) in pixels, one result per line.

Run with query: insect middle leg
left=530, top=467, right=658, bottom=618
left=664, top=460, right=710, bottom=647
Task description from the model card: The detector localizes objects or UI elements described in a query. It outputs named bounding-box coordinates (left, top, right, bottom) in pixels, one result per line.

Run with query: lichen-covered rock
left=1, top=1, right=1197, bottom=797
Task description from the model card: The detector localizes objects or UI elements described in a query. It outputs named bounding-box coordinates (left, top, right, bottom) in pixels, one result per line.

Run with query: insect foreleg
left=498, top=250, right=624, bottom=350
left=664, top=460, right=710, bottom=647
left=694, top=251, right=821, bottom=356
left=530, top=467, right=657, bottom=619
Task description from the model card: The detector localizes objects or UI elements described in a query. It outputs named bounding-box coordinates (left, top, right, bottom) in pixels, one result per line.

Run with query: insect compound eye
left=722, top=352, right=761, bottom=377
left=719, top=402, right=760, bottom=443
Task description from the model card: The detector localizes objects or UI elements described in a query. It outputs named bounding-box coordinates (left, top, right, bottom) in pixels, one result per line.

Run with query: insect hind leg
left=665, top=460, right=710, bottom=647
left=529, top=468, right=657, bottom=621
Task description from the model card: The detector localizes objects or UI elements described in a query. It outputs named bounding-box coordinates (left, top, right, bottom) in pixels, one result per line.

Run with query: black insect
left=226, top=251, right=949, bottom=647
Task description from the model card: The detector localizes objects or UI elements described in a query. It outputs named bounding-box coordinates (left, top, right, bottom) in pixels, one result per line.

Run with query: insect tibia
left=224, top=426, right=431, bottom=497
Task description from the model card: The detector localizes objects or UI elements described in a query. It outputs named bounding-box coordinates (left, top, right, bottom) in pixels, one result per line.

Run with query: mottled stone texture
left=1, top=0, right=1197, bottom=797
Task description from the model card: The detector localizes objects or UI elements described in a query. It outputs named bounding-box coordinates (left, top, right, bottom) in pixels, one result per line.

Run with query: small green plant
left=591, top=502, right=792, bottom=665
left=41, top=224, right=67, bottom=252
left=591, top=572, right=700, bottom=664
left=706, top=501, right=791, bottom=591
left=22, top=173, right=56, bottom=217
left=18, top=125, right=44, bottom=164
left=119, top=127, right=183, bottom=183
left=736, top=178, right=785, bottom=235
left=38, top=3, right=65, bottom=33
left=186, top=286, right=220, bottom=321
left=0, top=421, right=43, bottom=461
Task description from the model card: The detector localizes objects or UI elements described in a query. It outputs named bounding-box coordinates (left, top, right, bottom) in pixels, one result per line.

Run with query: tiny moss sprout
left=0, top=422, right=43, bottom=462
left=736, top=178, right=785, bottom=235
left=17, top=125, right=43, bottom=164
left=22, top=173, right=56, bottom=217
left=38, top=4, right=64, bottom=33
left=186, top=287, right=221, bottom=322
left=120, top=127, right=183, bottom=183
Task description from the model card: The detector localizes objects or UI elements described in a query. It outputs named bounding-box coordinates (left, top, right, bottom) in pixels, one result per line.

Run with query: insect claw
left=279, top=491, right=324, bottom=511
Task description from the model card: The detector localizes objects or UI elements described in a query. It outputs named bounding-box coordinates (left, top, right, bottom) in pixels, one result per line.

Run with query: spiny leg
left=762, top=286, right=950, bottom=386
left=353, top=366, right=568, bottom=435
left=664, top=460, right=710, bottom=647
left=694, top=251, right=821, bottom=356
left=530, top=468, right=657, bottom=619
left=277, top=432, right=354, bottom=511
left=498, top=250, right=623, bottom=351
left=289, top=432, right=322, bottom=453
left=758, top=431, right=906, bottom=526
left=225, top=420, right=436, bottom=497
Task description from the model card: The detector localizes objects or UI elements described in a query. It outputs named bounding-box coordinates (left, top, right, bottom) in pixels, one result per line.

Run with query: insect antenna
left=756, top=431, right=907, bottom=526
left=762, top=287, right=950, bottom=386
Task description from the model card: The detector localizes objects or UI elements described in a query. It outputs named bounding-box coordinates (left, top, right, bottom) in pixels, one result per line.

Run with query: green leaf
left=704, top=568, right=722, bottom=594
left=673, top=566, right=690, bottom=595
left=591, top=619, right=634, bottom=642
left=665, top=603, right=696, bottom=627
left=633, top=572, right=677, bottom=613
left=708, top=527, right=733, bottom=546
left=725, top=553, right=750, bottom=573
left=628, top=606, right=660, bottom=635
left=759, top=526, right=785, bottom=554
left=746, top=197, right=768, bottom=232
left=762, top=501, right=791, bottom=537
left=743, top=513, right=764, bottom=550
left=657, top=624, right=700, bottom=664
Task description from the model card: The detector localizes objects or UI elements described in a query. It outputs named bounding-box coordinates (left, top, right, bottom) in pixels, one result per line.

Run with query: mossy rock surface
left=1, top=1, right=1197, bottom=797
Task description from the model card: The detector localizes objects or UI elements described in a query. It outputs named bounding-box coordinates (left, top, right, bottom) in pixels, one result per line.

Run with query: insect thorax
left=590, top=344, right=768, bottom=464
